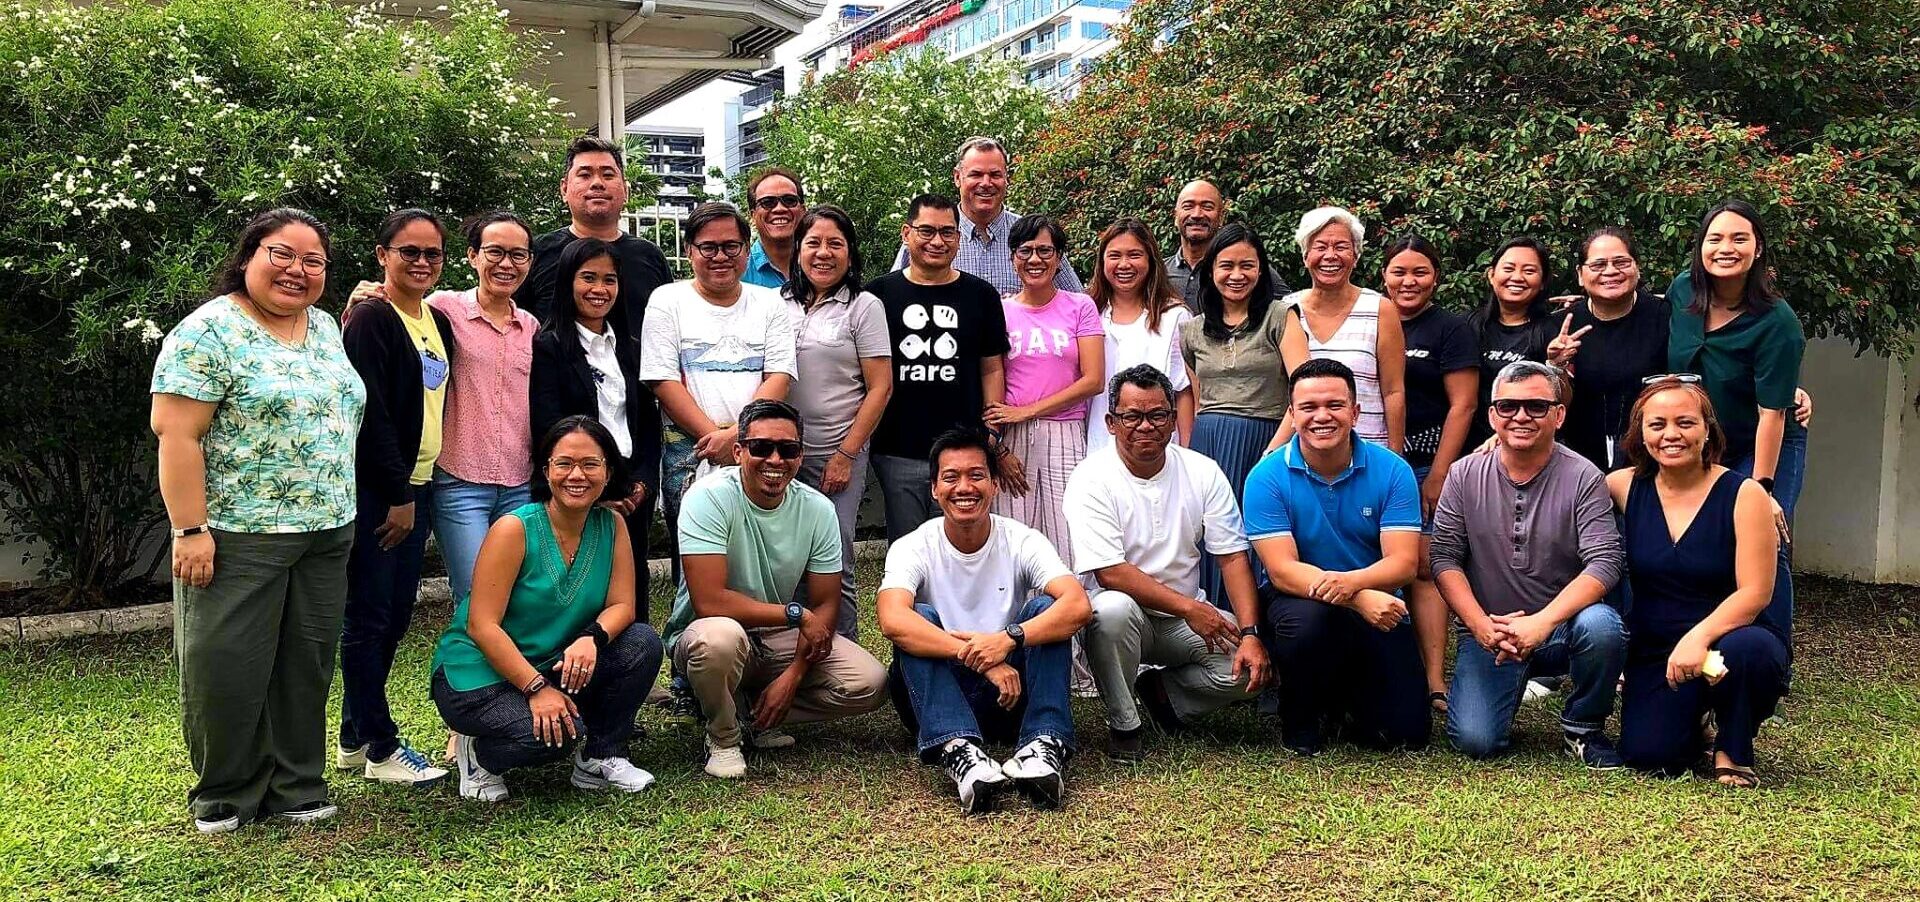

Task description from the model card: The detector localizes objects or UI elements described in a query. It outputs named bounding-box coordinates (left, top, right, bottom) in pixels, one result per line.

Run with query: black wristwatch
left=1757, top=476, right=1777, bottom=495
left=1239, top=625, right=1260, bottom=639
left=786, top=601, right=805, bottom=629
left=1004, top=621, right=1026, bottom=651
left=579, top=621, right=610, bottom=651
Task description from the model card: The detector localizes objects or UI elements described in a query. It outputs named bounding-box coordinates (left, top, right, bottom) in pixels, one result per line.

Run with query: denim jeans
left=872, top=453, right=935, bottom=543
left=341, top=481, right=435, bottom=762
left=660, top=425, right=701, bottom=584
left=889, top=593, right=1074, bottom=759
left=792, top=450, right=867, bottom=639
left=1446, top=603, right=1627, bottom=758
left=430, top=469, right=531, bottom=603
left=1729, top=418, right=1806, bottom=647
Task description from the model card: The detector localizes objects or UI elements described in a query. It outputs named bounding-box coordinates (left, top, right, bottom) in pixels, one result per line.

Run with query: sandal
left=1428, top=691, right=1449, bottom=715
left=1713, top=766, right=1761, bottom=789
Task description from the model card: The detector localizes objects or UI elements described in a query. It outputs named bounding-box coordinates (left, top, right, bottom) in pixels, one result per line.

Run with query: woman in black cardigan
left=531, top=237, right=661, bottom=613
left=339, top=208, right=457, bottom=785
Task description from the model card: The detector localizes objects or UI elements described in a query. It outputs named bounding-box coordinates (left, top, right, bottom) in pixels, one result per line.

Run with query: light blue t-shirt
left=742, top=240, right=788, bottom=289
left=663, top=466, right=841, bottom=647
left=1243, top=436, right=1422, bottom=575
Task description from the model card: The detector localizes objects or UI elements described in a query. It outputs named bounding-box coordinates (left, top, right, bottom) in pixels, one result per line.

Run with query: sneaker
left=939, top=738, right=1009, bottom=815
left=749, top=727, right=796, bottom=750
left=335, top=743, right=368, bottom=771
left=662, top=678, right=701, bottom=725
left=193, top=804, right=240, bottom=835
left=1565, top=731, right=1626, bottom=771
left=1133, top=670, right=1185, bottom=733
left=1521, top=679, right=1555, bottom=707
left=452, top=733, right=508, bottom=803
left=704, top=740, right=748, bottom=779
left=364, top=741, right=450, bottom=786
left=1107, top=726, right=1145, bottom=764
left=275, top=800, right=338, bottom=825
left=572, top=753, right=657, bottom=793
left=1002, top=735, right=1069, bottom=809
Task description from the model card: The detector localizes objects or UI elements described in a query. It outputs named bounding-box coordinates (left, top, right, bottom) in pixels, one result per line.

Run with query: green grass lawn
left=2, top=570, right=1917, bottom=900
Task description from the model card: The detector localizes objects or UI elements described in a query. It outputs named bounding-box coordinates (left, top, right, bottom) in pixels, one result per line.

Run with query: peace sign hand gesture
left=1546, top=313, right=1592, bottom=367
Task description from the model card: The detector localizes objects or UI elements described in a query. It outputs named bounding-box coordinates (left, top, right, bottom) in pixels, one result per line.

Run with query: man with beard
left=1430, top=360, right=1628, bottom=768
left=893, top=137, right=1083, bottom=296
left=741, top=167, right=806, bottom=289
left=1164, top=179, right=1288, bottom=310
left=664, top=400, right=888, bottom=779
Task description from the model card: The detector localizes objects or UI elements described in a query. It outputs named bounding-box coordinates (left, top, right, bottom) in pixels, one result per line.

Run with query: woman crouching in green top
left=431, top=415, right=663, bottom=801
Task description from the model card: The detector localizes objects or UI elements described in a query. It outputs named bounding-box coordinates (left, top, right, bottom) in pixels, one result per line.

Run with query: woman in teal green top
left=431, top=416, right=663, bottom=801
left=1666, top=199, right=1806, bottom=643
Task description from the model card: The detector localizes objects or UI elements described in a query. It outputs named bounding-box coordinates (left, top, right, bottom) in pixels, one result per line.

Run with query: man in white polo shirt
left=1066, top=364, right=1270, bottom=762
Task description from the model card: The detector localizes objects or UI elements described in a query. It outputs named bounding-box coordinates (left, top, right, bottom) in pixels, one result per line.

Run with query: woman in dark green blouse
left=431, top=416, right=663, bottom=801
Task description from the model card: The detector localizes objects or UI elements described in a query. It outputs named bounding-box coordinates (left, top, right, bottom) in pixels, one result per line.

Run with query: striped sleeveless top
left=1284, top=289, right=1387, bottom=442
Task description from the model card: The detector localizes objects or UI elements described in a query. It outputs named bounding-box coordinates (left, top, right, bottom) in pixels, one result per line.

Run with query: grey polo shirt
left=1428, top=443, right=1624, bottom=616
left=895, top=207, right=1084, bottom=297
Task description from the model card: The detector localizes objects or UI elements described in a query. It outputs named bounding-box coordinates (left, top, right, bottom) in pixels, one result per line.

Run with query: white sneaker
left=573, top=753, right=657, bottom=792
left=1521, top=679, right=1554, bottom=707
left=938, top=738, right=1009, bottom=814
left=335, top=744, right=368, bottom=771
left=749, top=727, right=796, bottom=749
left=1001, top=735, right=1068, bottom=809
left=704, top=740, right=748, bottom=779
left=193, top=807, right=240, bottom=835
left=452, top=733, right=508, bottom=802
left=364, top=741, right=450, bottom=786
left=275, top=801, right=338, bottom=825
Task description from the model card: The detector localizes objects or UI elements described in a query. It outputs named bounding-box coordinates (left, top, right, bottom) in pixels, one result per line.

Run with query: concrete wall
left=1793, top=338, right=1920, bottom=584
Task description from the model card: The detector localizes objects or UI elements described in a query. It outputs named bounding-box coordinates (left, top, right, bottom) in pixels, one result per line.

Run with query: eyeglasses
left=1111, top=409, right=1175, bottom=429
left=753, top=194, right=804, bottom=211
left=1490, top=399, right=1562, bottom=419
left=478, top=245, right=533, bottom=265
left=261, top=244, right=329, bottom=276
left=1641, top=373, right=1703, bottom=385
left=742, top=438, right=803, bottom=460
left=386, top=245, right=445, bottom=264
left=547, top=457, right=607, bottom=476
left=691, top=241, right=747, bottom=260
left=1582, top=257, right=1638, bottom=273
left=1014, top=245, right=1060, bottom=261
left=909, top=225, right=962, bottom=241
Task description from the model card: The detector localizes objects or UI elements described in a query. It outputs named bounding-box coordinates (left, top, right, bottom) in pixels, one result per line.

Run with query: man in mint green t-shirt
left=667, top=400, right=889, bottom=779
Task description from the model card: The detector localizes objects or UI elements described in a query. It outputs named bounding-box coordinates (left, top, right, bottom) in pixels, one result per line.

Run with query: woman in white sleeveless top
left=1086, top=218, right=1193, bottom=453
left=1276, top=206, right=1406, bottom=449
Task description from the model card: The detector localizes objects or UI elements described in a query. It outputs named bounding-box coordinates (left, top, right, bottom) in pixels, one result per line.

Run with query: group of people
left=151, top=133, right=1811, bottom=831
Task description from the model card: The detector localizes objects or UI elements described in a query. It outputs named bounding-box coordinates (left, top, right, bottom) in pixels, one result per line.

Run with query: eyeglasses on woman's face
left=261, top=244, right=329, bottom=276
left=547, top=456, right=607, bottom=476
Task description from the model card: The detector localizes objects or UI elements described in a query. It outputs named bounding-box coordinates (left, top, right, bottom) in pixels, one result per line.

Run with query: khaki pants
left=672, top=617, right=888, bottom=748
left=1084, top=589, right=1259, bottom=733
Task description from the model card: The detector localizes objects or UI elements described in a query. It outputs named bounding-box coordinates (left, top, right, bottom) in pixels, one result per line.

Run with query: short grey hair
left=954, top=136, right=1011, bottom=169
left=1494, top=360, right=1570, bottom=402
left=1294, top=206, right=1366, bottom=255
left=1107, top=363, right=1177, bottom=410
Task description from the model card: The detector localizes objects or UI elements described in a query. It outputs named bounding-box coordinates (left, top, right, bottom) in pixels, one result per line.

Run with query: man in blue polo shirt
left=1245, top=358, right=1427, bottom=756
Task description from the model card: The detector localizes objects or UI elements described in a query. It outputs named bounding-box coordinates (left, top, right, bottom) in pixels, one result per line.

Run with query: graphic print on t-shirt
left=897, top=303, right=961, bottom=382
left=678, top=334, right=767, bottom=375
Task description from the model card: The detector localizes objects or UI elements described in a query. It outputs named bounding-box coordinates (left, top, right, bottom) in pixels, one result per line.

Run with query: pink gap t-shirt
left=1002, top=289, right=1103, bottom=421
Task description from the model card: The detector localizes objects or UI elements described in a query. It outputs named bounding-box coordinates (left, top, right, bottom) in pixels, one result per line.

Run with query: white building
left=800, top=0, right=1134, bottom=97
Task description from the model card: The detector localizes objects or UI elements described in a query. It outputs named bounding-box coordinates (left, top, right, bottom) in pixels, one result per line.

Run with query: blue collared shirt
left=892, top=207, right=1085, bottom=297
left=742, top=240, right=789, bottom=290
left=1243, top=435, right=1422, bottom=574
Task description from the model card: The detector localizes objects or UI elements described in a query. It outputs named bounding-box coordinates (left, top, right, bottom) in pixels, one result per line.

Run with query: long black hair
left=1685, top=199, right=1778, bottom=315
left=210, top=207, right=331, bottom=298
left=529, top=415, right=634, bottom=505
left=1471, top=236, right=1554, bottom=342
left=1196, top=222, right=1276, bottom=342
left=783, top=204, right=863, bottom=310
left=540, top=237, right=623, bottom=336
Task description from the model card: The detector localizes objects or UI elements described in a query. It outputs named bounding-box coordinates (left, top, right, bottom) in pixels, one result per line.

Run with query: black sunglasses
left=753, top=194, right=804, bottom=211
left=1491, top=399, right=1562, bottom=419
left=385, top=245, right=445, bottom=264
left=742, top=438, right=803, bottom=460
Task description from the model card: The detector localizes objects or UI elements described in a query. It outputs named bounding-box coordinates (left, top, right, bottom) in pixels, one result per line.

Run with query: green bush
left=0, top=0, right=573, bottom=600
left=763, top=50, right=1054, bottom=267
left=1021, top=0, right=1920, bottom=353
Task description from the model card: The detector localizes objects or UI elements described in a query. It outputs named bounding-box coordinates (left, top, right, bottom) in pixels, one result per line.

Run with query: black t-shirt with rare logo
left=865, top=270, right=1010, bottom=460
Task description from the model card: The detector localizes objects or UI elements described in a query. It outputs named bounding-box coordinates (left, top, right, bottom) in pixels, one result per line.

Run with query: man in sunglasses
left=890, top=137, right=1083, bottom=296
left=664, top=400, right=889, bottom=779
left=740, top=167, right=806, bottom=289
left=1429, top=360, right=1628, bottom=769
left=1065, top=366, right=1267, bottom=763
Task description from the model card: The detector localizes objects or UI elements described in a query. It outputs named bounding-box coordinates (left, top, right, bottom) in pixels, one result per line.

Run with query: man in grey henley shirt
left=1430, top=361, right=1628, bottom=768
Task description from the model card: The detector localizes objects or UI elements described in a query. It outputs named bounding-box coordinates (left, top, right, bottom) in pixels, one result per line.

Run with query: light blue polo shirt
left=1243, top=436, right=1423, bottom=574
left=742, top=240, right=788, bottom=289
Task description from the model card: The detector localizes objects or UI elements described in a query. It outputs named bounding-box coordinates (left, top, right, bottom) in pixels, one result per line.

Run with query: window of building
left=1081, top=21, right=1109, bottom=40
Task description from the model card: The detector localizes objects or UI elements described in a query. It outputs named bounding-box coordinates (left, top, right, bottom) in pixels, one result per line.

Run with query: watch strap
left=521, top=674, right=549, bottom=697
left=1239, top=625, right=1260, bottom=639
left=172, top=524, right=211, bottom=538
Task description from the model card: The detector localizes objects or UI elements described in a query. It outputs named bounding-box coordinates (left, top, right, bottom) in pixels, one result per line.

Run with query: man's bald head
left=1175, top=180, right=1228, bottom=250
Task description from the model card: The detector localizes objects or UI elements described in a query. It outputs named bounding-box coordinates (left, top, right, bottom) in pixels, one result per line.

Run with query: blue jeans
left=1729, top=418, right=1806, bottom=647
left=889, top=594, right=1075, bottom=759
left=660, top=426, right=701, bottom=584
left=1446, top=603, right=1627, bottom=758
left=430, top=470, right=531, bottom=603
left=341, top=481, right=435, bottom=762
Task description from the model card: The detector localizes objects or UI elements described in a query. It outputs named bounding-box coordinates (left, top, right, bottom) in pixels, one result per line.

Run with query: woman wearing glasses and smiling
left=153, top=208, right=365, bottom=833
left=337, top=208, right=458, bottom=788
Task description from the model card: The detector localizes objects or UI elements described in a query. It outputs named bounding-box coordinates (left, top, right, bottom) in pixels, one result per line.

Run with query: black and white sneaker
left=1001, top=735, right=1069, bottom=810
left=939, top=738, right=1009, bottom=814
left=1565, top=730, right=1626, bottom=771
left=275, top=800, right=338, bottom=825
left=193, top=804, right=240, bottom=835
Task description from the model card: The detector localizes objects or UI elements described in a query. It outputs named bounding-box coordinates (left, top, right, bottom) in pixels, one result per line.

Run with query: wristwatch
left=171, top=524, right=210, bottom=538
left=1239, top=625, right=1260, bottom=639
left=520, top=674, right=549, bottom=697
left=579, top=621, right=611, bottom=651
left=1004, top=621, right=1026, bottom=651
left=1757, top=476, right=1777, bottom=495
left=786, top=601, right=805, bottom=629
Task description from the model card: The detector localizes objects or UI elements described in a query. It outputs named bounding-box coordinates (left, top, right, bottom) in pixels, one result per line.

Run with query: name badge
left=420, top=347, right=449, bottom=390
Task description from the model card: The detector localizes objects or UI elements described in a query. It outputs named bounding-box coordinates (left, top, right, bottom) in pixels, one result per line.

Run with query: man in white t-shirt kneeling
left=876, top=428, right=1092, bottom=814
left=1066, top=365, right=1271, bottom=763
